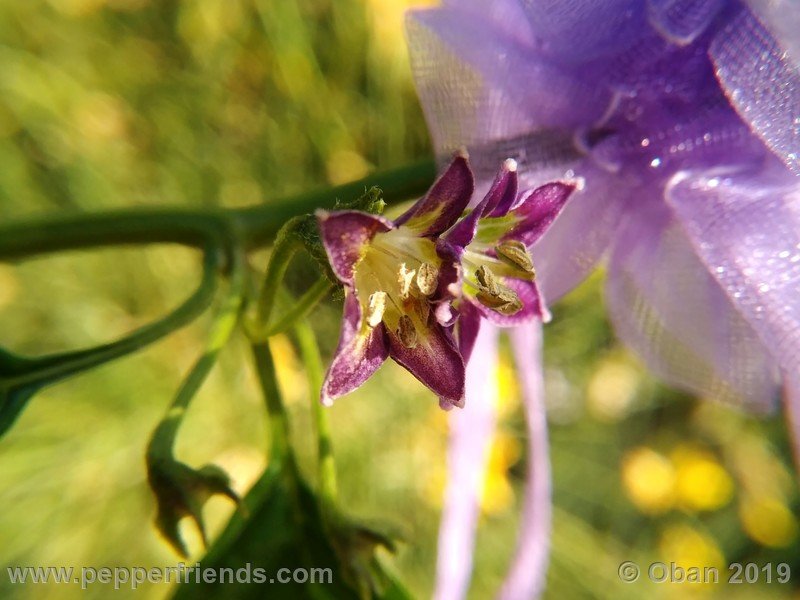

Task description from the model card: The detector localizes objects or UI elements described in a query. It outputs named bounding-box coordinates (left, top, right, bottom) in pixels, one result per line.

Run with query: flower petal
left=433, top=323, right=499, bottom=600
left=317, top=210, right=393, bottom=285
left=499, top=320, right=551, bottom=600
left=433, top=238, right=464, bottom=312
left=503, top=181, right=578, bottom=247
left=388, top=322, right=465, bottom=406
left=456, top=301, right=482, bottom=363
left=445, top=159, right=519, bottom=248
left=396, top=153, right=475, bottom=236
left=321, top=291, right=389, bottom=406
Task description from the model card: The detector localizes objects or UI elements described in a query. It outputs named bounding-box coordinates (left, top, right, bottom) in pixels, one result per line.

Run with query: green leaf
left=171, top=459, right=412, bottom=600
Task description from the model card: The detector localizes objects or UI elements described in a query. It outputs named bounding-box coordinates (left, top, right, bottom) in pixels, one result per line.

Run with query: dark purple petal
left=445, top=159, right=519, bottom=248
left=395, top=153, right=475, bottom=236
left=471, top=278, right=549, bottom=327
left=433, top=323, right=499, bottom=599
left=434, top=238, right=464, bottom=311
left=388, top=322, right=465, bottom=406
left=456, top=301, right=482, bottom=363
left=321, top=292, right=389, bottom=406
left=503, top=181, right=577, bottom=247
left=317, top=210, right=393, bottom=285
left=499, top=321, right=551, bottom=600
left=485, top=158, right=519, bottom=217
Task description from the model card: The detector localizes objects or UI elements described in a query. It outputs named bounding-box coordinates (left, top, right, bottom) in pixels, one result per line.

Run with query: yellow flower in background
left=671, top=445, right=734, bottom=512
left=480, top=433, right=521, bottom=516
left=622, top=447, right=676, bottom=514
left=587, top=355, right=640, bottom=422
left=269, top=335, right=308, bottom=405
left=496, top=353, right=521, bottom=418
left=659, top=523, right=725, bottom=584
left=739, top=495, right=798, bottom=548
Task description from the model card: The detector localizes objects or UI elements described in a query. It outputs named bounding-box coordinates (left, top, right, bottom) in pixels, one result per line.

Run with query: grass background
left=0, top=1, right=798, bottom=598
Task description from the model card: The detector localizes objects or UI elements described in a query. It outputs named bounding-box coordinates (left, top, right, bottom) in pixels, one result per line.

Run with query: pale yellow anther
left=366, top=291, right=387, bottom=327
left=474, top=265, right=524, bottom=315
left=475, top=265, right=499, bottom=295
left=416, top=262, right=439, bottom=296
left=495, top=240, right=536, bottom=279
left=398, top=263, right=416, bottom=299
left=396, top=315, right=418, bottom=348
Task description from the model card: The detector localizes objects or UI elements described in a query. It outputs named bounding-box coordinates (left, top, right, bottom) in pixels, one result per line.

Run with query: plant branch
left=0, top=160, right=436, bottom=261
left=293, top=319, right=337, bottom=507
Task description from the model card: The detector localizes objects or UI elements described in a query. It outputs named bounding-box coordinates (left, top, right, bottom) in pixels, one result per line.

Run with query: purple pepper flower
left=444, top=159, right=576, bottom=338
left=435, top=159, right=576, bottom=410
left=317, top=155, right=475, bottom=407
left=406, top=0, right=800, bottom=598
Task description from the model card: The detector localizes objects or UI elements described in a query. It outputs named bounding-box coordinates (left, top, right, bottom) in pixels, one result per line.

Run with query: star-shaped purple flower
left=444, top=159, right=576, bottom=346
left=317, top=155, right=475, bottom=407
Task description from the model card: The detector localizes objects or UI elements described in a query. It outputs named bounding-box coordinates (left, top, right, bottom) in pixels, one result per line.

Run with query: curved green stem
left=251, top=341, right=291, bottom=462
left=265, top=278, right=332, bottom=336
left=255, top=216, right=305, bottom=327
left=0, top=248, right=222, bottom=437
left=293, top=320, right=337, bottom=507
left=233, top=159, right=435, bottom=249
left=0, top=160, right=436, bottom=260
left=147, top=248, right=247, bottom=460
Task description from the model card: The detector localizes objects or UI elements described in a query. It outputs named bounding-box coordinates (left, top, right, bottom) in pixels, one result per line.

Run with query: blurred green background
left=0, top=1, right=798, bottom=599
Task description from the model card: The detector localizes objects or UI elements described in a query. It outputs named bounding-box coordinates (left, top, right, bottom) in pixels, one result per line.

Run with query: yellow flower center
left=354, top=226, right=441, bottom=345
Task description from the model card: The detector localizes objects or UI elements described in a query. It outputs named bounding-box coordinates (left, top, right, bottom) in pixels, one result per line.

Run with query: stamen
left=396, top=315, right=418, bottom=348
left=366, top=291, right=387, bottom=327
left=495, top=240, right=536, bottom=278
left=398, top=263, right=416, bottom=300
left=474, top=265, right=524, bottom=315
left=416, top=262, right=439, bottom=296
left=412, top=298, right=430, bottom=323
left=475, top=265, right=499, bottom=295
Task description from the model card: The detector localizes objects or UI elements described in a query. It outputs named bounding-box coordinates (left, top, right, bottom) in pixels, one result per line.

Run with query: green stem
left=0, top=160, right=435, bottom=260
left=293, top=320, right=337, bottom=507
left=265, top=278, right=332, bottom=337
left=251, top=341, right=291, bottom=461
left=255, top=216, right=304, bottom=327
left=2, top=248, right=220, bottom=396
left=147, top=249, right=247, bottom=460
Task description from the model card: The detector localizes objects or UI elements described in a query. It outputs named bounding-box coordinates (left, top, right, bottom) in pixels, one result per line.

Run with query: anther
left=416, top=262, right=439, bottom=296
left=474, top=266, right=524, bottom=316
left=476, top=286, right=524, bottom=315
left=495, top=240, right=536, bottom=278
left=398, top=263, right=416, bottom=300
left=475, top=265, right=499, bottom=295
left=396, top=315, right=418, bottom=348
left=366, top=292, right=387, bottom=327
